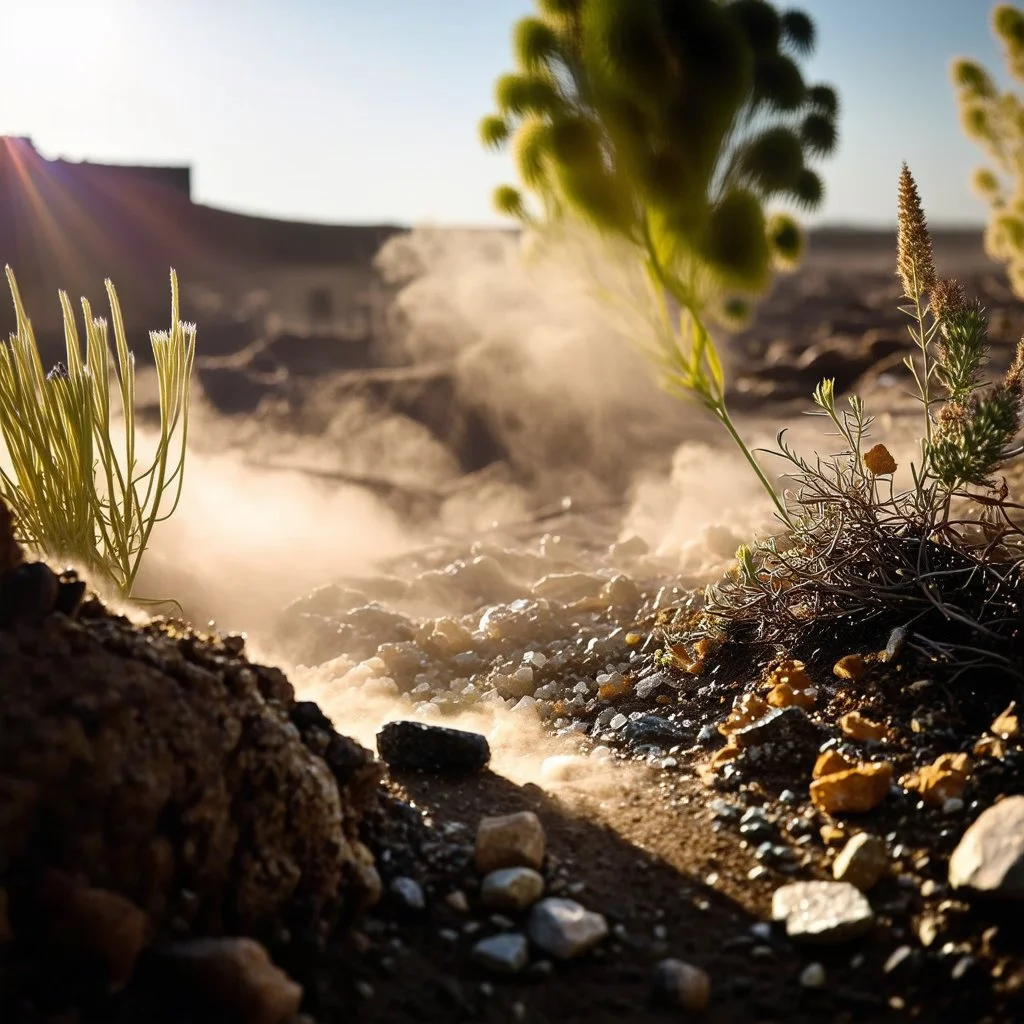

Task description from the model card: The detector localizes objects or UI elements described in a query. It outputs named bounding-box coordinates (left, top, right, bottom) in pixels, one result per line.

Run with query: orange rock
left=810, top=762, right=893, bottom=814
left=766, top=659, right=813, bottom=691
left=900, top=752, right=972, bottom=807
left=813, top=749, right=858, bottom=779
left=767, top=681, right=816, bottom=710
left=598, top=675, right=633, bottom=701
left=839, top=711, right=890, bottom=743
left=710, top=743, right=741, bottom=770
left=974, top=735, right=1007, bottom=760
left=991, top=702, right=1020, bottom=740
left=833, top=654, right=867, bottom=681
left=718, top=693, right=769, bottom=737
left=864, top=443, right=897, bottom=475
left=820, top=824, right=847, bottom=845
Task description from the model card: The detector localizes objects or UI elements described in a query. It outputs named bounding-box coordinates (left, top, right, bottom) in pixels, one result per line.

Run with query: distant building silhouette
left=0, top=136, right=403, bottom=360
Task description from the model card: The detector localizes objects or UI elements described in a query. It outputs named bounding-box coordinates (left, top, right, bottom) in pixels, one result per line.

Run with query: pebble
left=730, top=706, right=825, bottom=770
left=653, top=958, right=711, bottom=1011
left=376, top=721, right=490, bottom=775
left=150, top=937, right=302, bottom=1024
left=527, top=898, right=608, bottom=959
left=480, top=868, right=545, bottom=911
left=476, top=812, right=546, bottom=873
left=771, top=881, right=875, bottom=944
left=389, top=877, right=426, bottom=911
left=799, top=962, right=826, bottom=988
left=832, top=833, right=889, bottom=891
left=949, top=796, right=1024, bottom=896
left=445, top=890, right=469, bottom=913
left=471, top=933, right=530, bottom=974
left=621, top=715, right=690, bottom=749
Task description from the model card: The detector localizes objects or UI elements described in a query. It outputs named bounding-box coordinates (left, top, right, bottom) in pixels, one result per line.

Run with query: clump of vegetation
left=482, top=0, right=839, bottom=524
left=700, top=167, right=1024, bottom=680
left=0, top=268, right=195, bottom=599
left=953, top=3, right=1024, bottom=297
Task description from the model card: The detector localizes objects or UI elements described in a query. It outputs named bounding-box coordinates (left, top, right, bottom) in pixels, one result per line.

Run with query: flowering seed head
left=929, top=278, right=967, bottom=323
left=896, top=164, right=937, bottom=298
left=1006, top=336, right=1024, bottom=396
left=864, top=443, right=897, bottom=476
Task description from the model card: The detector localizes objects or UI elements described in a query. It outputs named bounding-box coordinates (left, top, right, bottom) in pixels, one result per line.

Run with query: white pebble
left=799, top=962, right=826, bottom=988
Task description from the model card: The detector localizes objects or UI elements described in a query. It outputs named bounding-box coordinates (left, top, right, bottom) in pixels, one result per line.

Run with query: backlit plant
left=953, top=4, right=1024, bottom=297
left=699, top=167, right=1024, bottom=680
left=0, top=268, right=195, bottom=599
left=481, top=0, right=839, bottom=524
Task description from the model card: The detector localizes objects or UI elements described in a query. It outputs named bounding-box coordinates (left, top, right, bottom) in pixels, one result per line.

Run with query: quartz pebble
left=471, top=933, right=530, bottom=974
left=481, top=868, right=545, bottom=911
left=772, top=881, right=875, bottom=944
left=476, top=812, right=546, bottom=873
left=832, top=833, right=889, bottom=891
left=527, top=898, right=608, bottom=959
left=949, top=796, right=1024, bottom=896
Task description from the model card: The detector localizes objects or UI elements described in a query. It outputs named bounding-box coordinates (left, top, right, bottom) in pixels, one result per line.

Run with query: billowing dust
left=124, top=228, right=918, bottom=799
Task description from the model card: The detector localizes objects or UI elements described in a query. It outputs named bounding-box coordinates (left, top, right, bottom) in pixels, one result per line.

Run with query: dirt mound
left=0, top=506, right=384, bottom=1017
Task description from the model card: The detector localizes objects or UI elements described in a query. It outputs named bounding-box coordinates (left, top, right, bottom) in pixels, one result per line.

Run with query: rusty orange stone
left=710, top=743, right=741, bottom=770
left=864, top=443, right=897, bottom=475
left=991, top=702, right=1021, bottom=740
left=766, top=659, right=813, bottom=691
left=767, top=681, right=816, bottom=710
left=833, top=654, right=867, bottom=681
left=974, top=735, right=1007, bottom=759
left=810, top=762, right=893, bottom=814
left=813, top=749, right=858, bottom=779
left=900, top=752, right=972, bottom=807
left=719, top=693, right=769, bottom=737
left=839, top=711, right=890, bottom=743
left=598, top=675, right=633, bottom=702
left=820, top=824, right=847, bottom=845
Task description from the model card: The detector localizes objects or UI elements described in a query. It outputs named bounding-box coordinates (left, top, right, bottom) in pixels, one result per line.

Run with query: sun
left=6, top=0, right=127, bottom=79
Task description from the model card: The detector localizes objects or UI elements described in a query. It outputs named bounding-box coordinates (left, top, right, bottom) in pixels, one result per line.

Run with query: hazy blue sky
left=0, top=0, right=1005, bottom=227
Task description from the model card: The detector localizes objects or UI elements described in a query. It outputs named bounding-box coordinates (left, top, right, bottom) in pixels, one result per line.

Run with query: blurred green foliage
left=481, top=0, right=839, bottom=319
left=953, top=4, right=1024, bottom=297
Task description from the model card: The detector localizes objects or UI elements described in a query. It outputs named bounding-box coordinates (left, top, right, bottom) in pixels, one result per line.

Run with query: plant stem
left=713, top=403, right=794, bottom=528
left=912, top=266, right=934, bottom=446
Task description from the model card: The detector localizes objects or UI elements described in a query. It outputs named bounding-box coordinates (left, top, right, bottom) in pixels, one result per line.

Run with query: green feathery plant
left=482, top=0, right=840, bottom=525
left=952, top=4, right=1024, bottom=297
left=0, top=267, right=195, bottom=600
left=700, top=166, right=1024, bottom=680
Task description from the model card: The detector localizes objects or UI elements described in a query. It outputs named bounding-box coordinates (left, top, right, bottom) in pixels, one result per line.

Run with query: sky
left=0, top=0, right=1006, bottom=228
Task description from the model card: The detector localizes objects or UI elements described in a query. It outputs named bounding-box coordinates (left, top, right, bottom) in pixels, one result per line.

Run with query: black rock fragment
left=376, top=720, right=491, bottom=775
left=621, top=715, right=690, bottom=750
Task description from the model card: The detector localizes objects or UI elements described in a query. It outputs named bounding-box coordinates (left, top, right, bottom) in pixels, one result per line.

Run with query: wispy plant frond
left=0, top=268, right=195, bottom=599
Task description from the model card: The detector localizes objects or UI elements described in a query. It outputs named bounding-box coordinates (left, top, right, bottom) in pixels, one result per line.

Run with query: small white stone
left=527, top=898, right=608, bottom=959
left=389, top=877, right=425, bottom=911
left=480, top=868, right=545, bottom=911
left=800, top=962, right=826, bottom=988
left=471, top=933, right=529, bottom=974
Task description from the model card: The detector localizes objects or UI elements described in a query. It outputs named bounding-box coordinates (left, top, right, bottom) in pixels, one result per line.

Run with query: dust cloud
left=127, top=224, right=798, bottom=795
